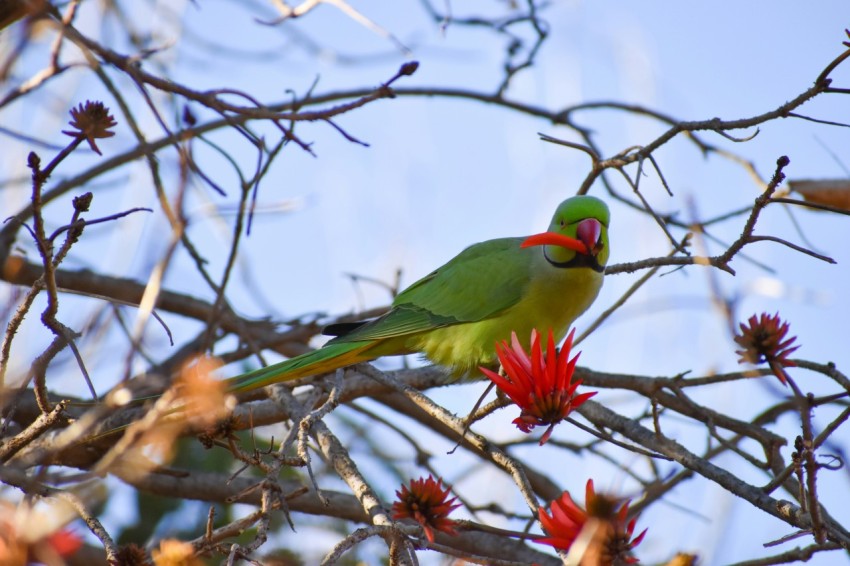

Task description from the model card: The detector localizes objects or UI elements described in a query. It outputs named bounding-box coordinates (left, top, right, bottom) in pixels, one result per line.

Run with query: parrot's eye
left=559, top=219, right=565, bottom=227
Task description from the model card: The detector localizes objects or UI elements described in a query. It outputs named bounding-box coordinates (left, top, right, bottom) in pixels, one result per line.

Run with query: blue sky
left=189, top=4, right=849, bottom=562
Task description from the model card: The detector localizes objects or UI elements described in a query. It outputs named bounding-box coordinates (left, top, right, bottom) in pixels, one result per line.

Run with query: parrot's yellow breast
left=409, top=265, right=603, bottom=377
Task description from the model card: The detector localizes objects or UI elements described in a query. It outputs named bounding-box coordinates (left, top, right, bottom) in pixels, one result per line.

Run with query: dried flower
left=109, top=356, right=233, bottom=480
left=62, top=100, right=117, bottom=155
left=734, top=312, right=799, bottom=385
left=177, top=355, right=232, bottom=428
left=117, top=543, right=153, bottom=566
left=152, top=539, right=202, bottom=566
left=536, top=479, right=647, bottom=565
left=480, top=328, right=596, bottom=445
left=392, top=475, right=460, bottom=542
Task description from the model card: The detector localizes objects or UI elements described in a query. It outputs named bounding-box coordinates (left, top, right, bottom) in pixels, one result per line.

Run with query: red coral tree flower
left=45, top=528, right=83, bottom=558
left=392, top=475, right=460, bottom=542
left=480, top=328, right=596, bottom=445
left=734, top=312, right=799, bottom=385
left=537, top=479, right=647, bottom=565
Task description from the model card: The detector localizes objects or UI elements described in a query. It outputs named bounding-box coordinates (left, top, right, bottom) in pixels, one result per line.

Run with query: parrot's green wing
left=229, top=238, right=534, bottom=392
left=327, top=237, right=531, bottom=344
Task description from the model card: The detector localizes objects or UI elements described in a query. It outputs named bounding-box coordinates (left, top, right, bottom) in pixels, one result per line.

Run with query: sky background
left=2, top=1, right=850, bottom=564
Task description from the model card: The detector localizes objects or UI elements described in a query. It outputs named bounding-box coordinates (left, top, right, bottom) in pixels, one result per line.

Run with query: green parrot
left=228, top=195, right=610, bottom=392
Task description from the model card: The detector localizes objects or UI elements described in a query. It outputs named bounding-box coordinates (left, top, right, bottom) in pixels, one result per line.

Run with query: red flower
left=45, top=528, right=83, bottom=557
left=734, top=312, right=799, bottom=385
left=480, top=328, right=596, bottom=445
left=536, top=479, right=647, bottom=565
left=392, top=475, right=460, bottom=542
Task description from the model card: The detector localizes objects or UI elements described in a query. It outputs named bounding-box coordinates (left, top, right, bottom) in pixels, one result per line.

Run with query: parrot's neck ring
left=543, top=248, right=604, bottom=273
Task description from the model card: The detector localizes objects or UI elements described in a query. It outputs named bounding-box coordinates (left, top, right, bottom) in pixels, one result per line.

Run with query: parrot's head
left=520, top=195, right=610, bottom=272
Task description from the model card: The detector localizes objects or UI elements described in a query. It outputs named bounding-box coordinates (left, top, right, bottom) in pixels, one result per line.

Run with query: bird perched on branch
left=229, top=195, right=610, bottom=391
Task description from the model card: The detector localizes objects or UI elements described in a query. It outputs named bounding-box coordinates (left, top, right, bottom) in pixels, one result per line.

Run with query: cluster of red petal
left=45, top=528, right=83, bottom=557
left=536, top=479, right=647, bottom=565
left=480, top=328, right=596, bottom=445
left=734, top=312, right=799, bottom=385
left=391, top=475, right=460, bottom=542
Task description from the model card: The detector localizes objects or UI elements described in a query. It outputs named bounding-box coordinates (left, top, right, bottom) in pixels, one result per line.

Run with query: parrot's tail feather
left=226, top=341, right=374, bottom=393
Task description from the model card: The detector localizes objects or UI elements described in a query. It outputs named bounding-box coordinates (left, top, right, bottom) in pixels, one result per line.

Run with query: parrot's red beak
left=520, top=218, right=603, bottom=256
left=520, top=232, right=588, bottom=254
left=576, top=218, right=602, bottom=256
